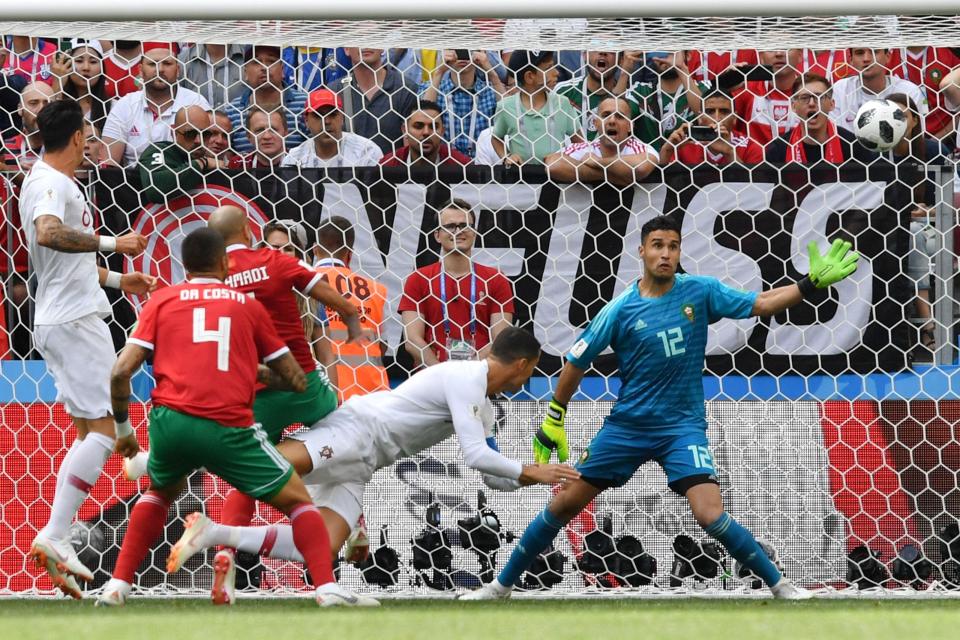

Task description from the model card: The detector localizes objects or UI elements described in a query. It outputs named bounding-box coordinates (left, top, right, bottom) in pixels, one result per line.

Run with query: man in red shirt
left=102, top=40, right=143, bottom=98
left=685, top=49, right=759, bottom=82
left=887, top=46, right=960, bottom=137
left=734, top=49, right=803, bottom=149
left=97, top=228, right=375, bottom=607
left=660, top=89, right=763, bottom=166
left=400, top=199, right=514, bottom=366
left=379, top=100, right=471, bottom=168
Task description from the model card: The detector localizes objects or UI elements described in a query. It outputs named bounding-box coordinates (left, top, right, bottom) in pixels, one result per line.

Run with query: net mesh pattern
left=2, top=20, right=960, bottom=598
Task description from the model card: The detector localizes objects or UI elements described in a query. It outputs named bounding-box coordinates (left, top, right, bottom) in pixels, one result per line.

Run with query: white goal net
left=2, top=10, right=960, bottom=598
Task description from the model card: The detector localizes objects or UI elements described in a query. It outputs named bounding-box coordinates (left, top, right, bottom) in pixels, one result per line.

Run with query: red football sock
left=113, top=491, right=170, bottom=583
left=289, top=503, right=334, bottom=585
left=222, top=489, right=257, bottom=527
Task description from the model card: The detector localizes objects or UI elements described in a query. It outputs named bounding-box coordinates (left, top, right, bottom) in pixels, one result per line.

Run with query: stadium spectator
left=626, top=51, right=707, bottom=148
left=102, top=42, right=211, bottom=167
left=831, top=48, right=928, bottom=133
left=231, top=107, right=288, bottom=169
left=225, top=45, right=307, bottom=154
left=3, top=81, right=55, bottom=172
left=555, top=51, right=632, bottom=142
left=800, top=48, right=852, bottom=82
left=178, top=43, right=246, bottom=107
left=660, top=89, right=763, bottom=166
left=686, top=49, right=759, bottom=83
left=81, top=121, right=106, bottom=170
left=765, top=73, right=877, bottom=164
left=330, top=48, right=419, bottom=154
left=546, top=96, right=658, bottom=187
left=501, top=19, right=587, bottom=80
left=400, top=199, right=514, bottom=366
left=0, top=50, right=25, bottom=141
left=491, top=50, right=580, bottom=165
left=471, top=127, right=501, bottom=166
left=313, top=216, right=390, bottom=401
left=733, top=49, right=803, bottom=148
left=101, top=40, right=142, bottom=98
left=282, top=46, right=351, bottom=91
left=887, top=46, right=960, bottom=138
left=282, top=89, right=382, bottom=168
left=391, top=48, right=442, bottom=86
left=419, top=50, right=503, bottom=158
left=1, top=36, right=56, bottom=85
left=137, top=106, right=225, bottom=203
left=57, top=39, right=114, bottom=132
left=204, top=109, right=236, bottom=164
left=379, top=101, right=471, bottom=168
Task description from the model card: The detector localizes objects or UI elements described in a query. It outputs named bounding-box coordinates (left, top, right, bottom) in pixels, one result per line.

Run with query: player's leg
left=463, top=423, right=641, bottom=600
left=663, top=430, right=811, bottom=600
left=30, top=318, right=117, bottom=594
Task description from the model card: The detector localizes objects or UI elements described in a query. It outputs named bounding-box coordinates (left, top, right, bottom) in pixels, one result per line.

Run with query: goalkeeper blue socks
left=496, top=507, right=565, bottom=588
left=705, top=512, right=781, bottom=587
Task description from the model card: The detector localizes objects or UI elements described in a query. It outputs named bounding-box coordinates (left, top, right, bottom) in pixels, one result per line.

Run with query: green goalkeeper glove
left=533, top=399, right=569, bottom=463
left=806, top=239, right=859, bottom=289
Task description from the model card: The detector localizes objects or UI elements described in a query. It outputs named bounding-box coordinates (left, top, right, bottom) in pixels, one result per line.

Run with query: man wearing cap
left=102, top=42, right=210, bottom=167
left=137, top=106, right=227, bottom=204
left=282, top=89, right=382, bottom=168
left=225, top=45, right=307, bottom=155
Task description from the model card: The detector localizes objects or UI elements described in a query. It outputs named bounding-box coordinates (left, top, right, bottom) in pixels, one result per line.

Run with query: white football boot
left=315, top=582, right=380, bottom=607
left=771, top=578, right=814, bottom=600
left=30, top=533, right=94, bottom=589
left=166, top=512, right=214, bottom=573
left=123, top=451, right=149, bottom=482
left=95, top=579, right=132, bottom=607
left=211, top=550, right=236, bottom=606
left=458, top=580, right=513, bottom=601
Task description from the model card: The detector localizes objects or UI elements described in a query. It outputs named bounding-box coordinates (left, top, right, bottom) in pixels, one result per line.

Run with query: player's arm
left=96, top=266, right=158, bottom=294
left=307, top=278, right=365, bottom=343
left=110, top=343, right=150, bottom=457
left=258, top=351, right=307, bottom=392
left=35, top=215, right=147, bottom=255
left=584, top=152, right=658, bottom=186
left=751, top=239, right=860, bottom=317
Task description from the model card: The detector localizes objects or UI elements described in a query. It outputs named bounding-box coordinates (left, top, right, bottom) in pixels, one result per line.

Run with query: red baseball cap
left=142, top=42, right=181, bottom=56
left=306, top=89, right=343, bottom=113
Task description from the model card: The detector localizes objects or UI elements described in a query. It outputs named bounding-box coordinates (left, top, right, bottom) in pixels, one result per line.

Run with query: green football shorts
left=147, top=405, right=293, bottom=501
left=253, top=369, right=337, bottom=444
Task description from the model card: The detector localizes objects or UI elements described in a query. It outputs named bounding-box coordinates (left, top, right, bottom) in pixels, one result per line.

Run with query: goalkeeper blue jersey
left=566, top=274, right=757, bottom=431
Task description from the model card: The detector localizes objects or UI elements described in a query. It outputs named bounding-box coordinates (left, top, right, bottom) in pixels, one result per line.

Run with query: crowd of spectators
left=3, top=35, right=960, bottom=363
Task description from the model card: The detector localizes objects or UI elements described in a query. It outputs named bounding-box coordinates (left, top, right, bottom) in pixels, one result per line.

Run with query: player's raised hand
left=533, top=399, right=569, bottom=463
left=344, top=315, right=373, bottom=346
left=113, top=232, right=148, bottom=256
left=518, top=463, right=581, bottom=486
left=120, top=272, right=158, bottom=295
left=807, top=239, right=859, bottom=288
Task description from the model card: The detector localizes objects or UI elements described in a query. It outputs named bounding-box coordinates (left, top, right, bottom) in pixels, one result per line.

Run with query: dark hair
left=62, top=52, right=111, bottom=131
left=262, top=220, right=308, bottom=259
left=182, top=227, right=226, bottom=273
left=37, top=99, right=85, bottom=153
left=791, top=72, right=831, bottom=94
left=886, top=92, right=928, bottom=206
left=410, top=99, right=443, bottom=118
left=317, top=216, right=355, bottom=256
left=640, top=215, right=682, bottom=243
left=490, top=326, right=541, bottom=362
left=245, top=106, right=287, bottom=131
left=439, top=198, right=476, bottom=225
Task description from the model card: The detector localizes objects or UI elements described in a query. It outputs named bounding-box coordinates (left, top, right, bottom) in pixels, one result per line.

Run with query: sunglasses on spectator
left=179, top=128, right=201, bottom=140
left=438, top=222, right=472, bottom=233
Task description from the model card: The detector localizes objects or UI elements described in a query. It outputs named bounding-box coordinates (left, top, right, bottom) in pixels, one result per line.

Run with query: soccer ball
left=854, top=100, right=908, bottom=152
left=69, top=520, right=106, bottom=573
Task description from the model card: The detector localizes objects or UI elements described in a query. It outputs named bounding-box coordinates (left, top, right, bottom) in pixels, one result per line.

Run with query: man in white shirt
left=102, top=42, right=211, bottom=167
left=21, top=100, right=156, bottom=599
left=831, top=48, right=929, bottom=133
left=282, top=89, right=382, bottom=168
left=165, top=327, right=578, bottom=601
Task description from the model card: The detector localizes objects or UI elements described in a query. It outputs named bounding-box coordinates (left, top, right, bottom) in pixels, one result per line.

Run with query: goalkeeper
left=465, top=216, right=859, bottom=601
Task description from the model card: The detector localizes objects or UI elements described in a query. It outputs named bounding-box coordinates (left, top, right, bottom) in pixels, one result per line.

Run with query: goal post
left=2, top=12, right=960, bottom=599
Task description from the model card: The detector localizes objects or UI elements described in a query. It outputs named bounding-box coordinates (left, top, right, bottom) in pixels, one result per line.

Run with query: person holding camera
left=659, top=89, right=763, bottom=166
left=626, top=51, right=708, bottom=149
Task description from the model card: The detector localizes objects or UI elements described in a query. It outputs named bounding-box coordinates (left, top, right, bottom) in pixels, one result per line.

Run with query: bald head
left=19, top=82, right=56, bottom=133
left=173, top=106, right=212, bottom=154
left=207, top=205, right=251, bottom=246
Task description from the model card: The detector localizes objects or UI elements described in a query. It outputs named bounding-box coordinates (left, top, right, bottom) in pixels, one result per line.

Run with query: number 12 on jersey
left=656, top=327, right=685, bottom=357
left=193, top=308, right=232, bottom=371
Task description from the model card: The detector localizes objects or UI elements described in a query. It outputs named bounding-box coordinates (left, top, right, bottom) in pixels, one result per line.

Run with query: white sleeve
left=28, top=177, right=67, bottom=222
left=445, top=378, right=523, bottom=481
left=101, top=100, right=127, bottom=141
left=909, top=82, right=930, bottom=116
left=365, top=141, right=384, bottom=166
left=482, top=474, right=522, bottom=492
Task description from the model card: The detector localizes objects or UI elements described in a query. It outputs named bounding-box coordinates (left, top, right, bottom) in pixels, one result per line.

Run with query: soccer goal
left=2, top=6, right=960, bottom=599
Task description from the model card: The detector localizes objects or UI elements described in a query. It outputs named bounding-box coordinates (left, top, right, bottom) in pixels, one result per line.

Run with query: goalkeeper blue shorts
left=574, top=421, right=718, bottom=495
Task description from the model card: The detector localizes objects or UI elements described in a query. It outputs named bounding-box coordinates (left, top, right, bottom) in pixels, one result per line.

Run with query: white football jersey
left=20, top=160, right=111, bottom=326
left=331, top=359, right=523, bottom=480
left=830, top=75, right=929, bottom=132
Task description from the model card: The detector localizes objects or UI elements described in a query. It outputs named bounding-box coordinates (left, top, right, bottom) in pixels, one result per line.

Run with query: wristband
left=104, top=271, right=123, bottom=289
left=98, top=235, right=117, bottom=252
left=115, top=418, right=134, bottom=439
left=797, top=275, right=817, bottom=299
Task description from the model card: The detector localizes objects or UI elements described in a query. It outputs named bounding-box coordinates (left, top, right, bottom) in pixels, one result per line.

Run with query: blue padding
left=0, top=361, right=156, bottom=403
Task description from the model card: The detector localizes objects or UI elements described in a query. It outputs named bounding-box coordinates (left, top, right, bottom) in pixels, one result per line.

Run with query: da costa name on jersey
left=179, top=287, right=249, bottom=303
left=224, top=266, right=270, bottom=289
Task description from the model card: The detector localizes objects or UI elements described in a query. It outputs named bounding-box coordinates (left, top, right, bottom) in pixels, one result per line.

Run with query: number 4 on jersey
left=193, top=308, right=231, bottom=371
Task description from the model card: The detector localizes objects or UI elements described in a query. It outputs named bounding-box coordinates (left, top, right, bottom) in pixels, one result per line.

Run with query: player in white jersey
left=168, top=327, right=579, bottom=600
left=20, top=100, right=156, bottom=599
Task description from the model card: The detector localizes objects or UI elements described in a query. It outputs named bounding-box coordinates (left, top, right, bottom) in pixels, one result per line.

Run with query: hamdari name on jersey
left=224, top=266, right=270, bottom=289
left=179, top=287, right=248, bottom=303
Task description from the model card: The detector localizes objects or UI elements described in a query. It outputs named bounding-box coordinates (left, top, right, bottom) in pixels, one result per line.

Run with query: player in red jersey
left=96, top=228, right=377, bottom=607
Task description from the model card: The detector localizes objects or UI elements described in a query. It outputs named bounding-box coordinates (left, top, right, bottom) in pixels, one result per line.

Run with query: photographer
left=659, top=89, right=762, bottom=166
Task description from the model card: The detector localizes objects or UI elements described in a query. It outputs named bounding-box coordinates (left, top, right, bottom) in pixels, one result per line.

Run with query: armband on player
left=115, top=418, right=134, bottom=439
left=104, top=271, right=123, bottom=289
left=98, top=235, right=117, bottom=252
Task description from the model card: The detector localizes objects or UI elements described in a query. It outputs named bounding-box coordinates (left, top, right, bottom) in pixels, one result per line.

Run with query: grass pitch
left=2, top=598, right=959, bottom=640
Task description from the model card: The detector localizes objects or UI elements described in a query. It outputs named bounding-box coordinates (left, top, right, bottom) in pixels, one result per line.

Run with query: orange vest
left=316, top=261, right=389, bottom=401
